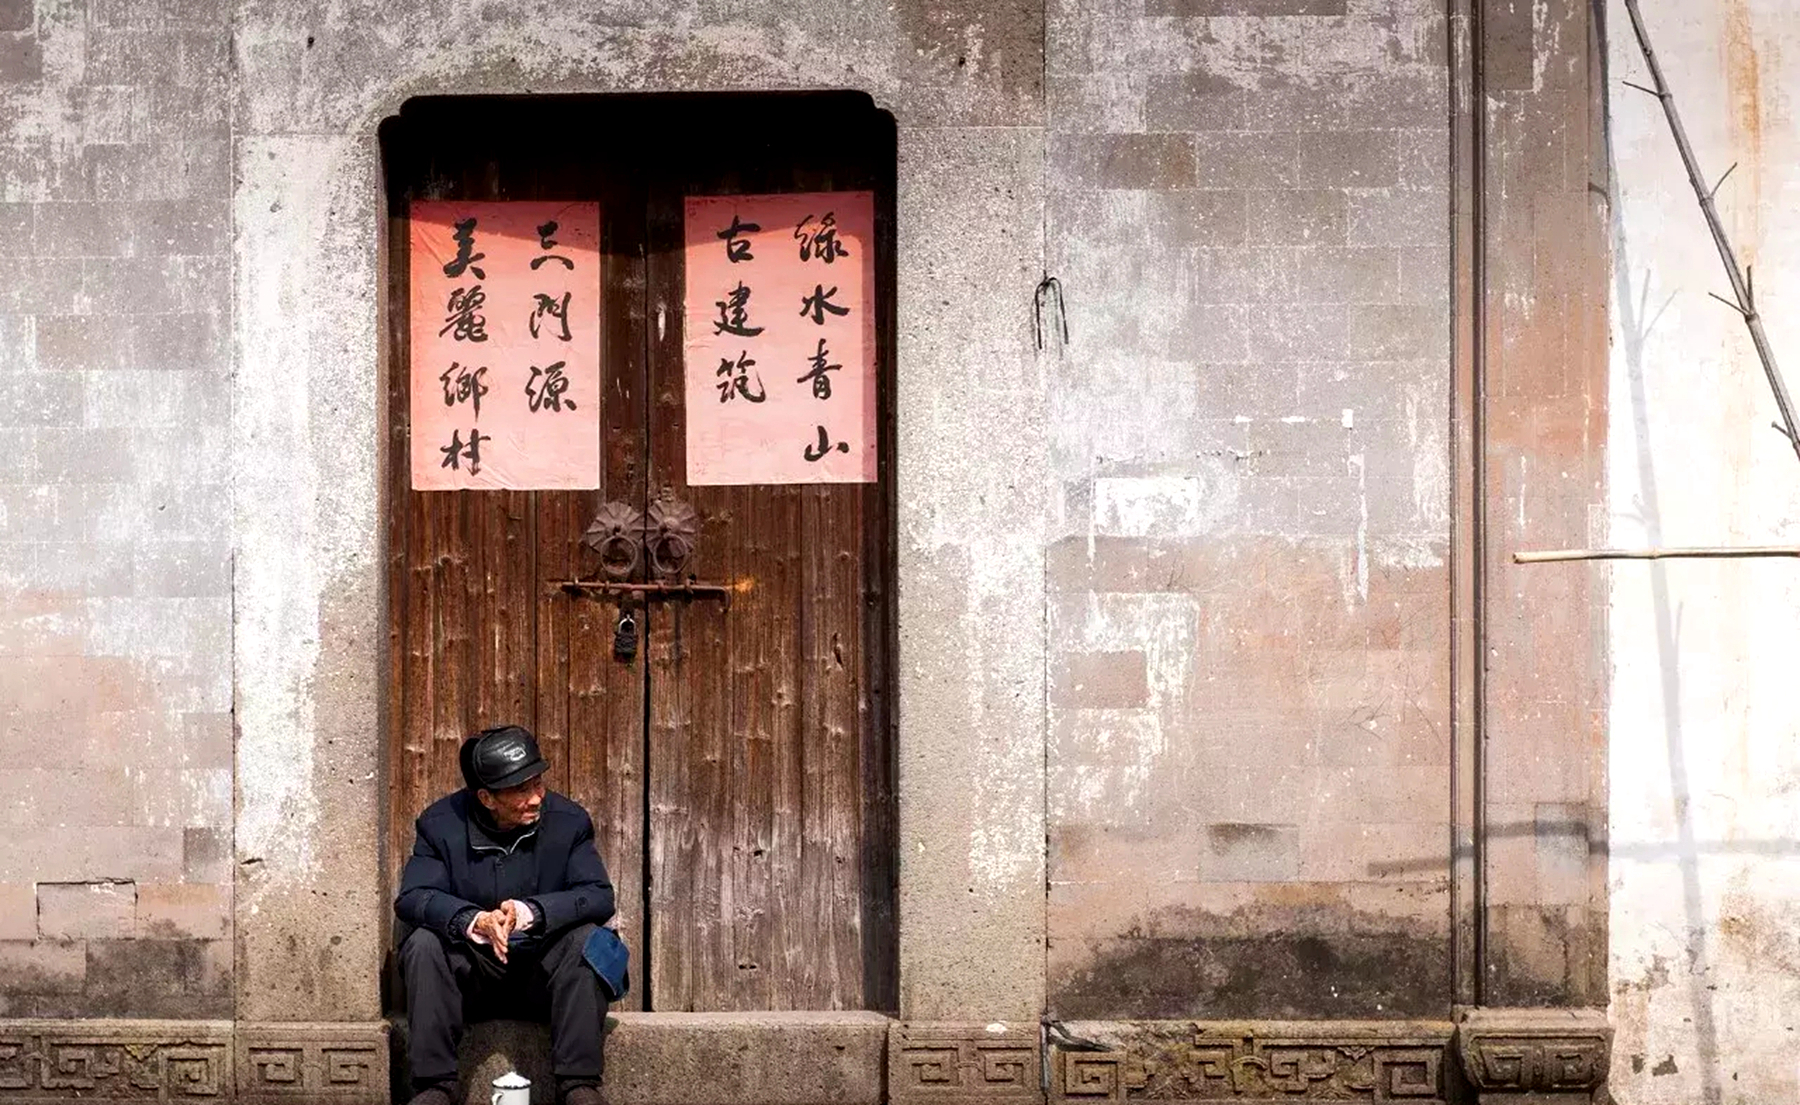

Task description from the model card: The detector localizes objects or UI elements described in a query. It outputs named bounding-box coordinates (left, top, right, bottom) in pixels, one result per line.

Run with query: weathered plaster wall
left=229, top=0, right=1050, bottom=1022
left=1474, top=0, right=1612, bottom=1009
left=1607, top=2, right=1800, bottom=1101
left=1041, top=0, right=1456, bottom=1020
left=0, top=0, right=235, bottom=1018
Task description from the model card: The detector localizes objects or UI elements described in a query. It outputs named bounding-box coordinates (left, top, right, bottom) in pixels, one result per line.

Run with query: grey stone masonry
left=0, top=0, right=233, bottom=1018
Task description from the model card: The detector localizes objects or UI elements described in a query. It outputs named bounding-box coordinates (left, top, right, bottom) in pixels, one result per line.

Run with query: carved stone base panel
left=1453, top=1009, right=1610, bottom=1104
left=0, top=1018, right=234, bottom=1103
left=889, top=1022, right=1044, bottom=1105
left=1047, top=1020, right=1457, bottom=1104
left=235, top=1022, right=388, bottom=1104
left=0, top=1020, right=385, bottom=1104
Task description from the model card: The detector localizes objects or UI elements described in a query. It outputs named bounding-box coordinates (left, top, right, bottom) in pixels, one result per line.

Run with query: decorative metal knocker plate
left=560, top=497, right=724, bottom=611
left=645, top=498, right=699, bottom=580
left=581, top=501, right=644, bottom=581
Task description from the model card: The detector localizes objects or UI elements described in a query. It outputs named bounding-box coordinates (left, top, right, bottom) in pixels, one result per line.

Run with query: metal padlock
left=612, top=612, right=638, bottom=663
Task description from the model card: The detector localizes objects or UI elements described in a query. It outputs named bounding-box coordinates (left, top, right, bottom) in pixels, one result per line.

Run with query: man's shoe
left=562, top=1086, right=608, bottom=1105
left=406, top=1087, right=454, bottom=1105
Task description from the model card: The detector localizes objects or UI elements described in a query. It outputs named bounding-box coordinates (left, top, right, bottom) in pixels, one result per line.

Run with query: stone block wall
left=0, top=0, right=1627, bottom=1098
left=1042, top=0, right=1457, bottom=1020
left=0, top=0, right=233, bottom=1019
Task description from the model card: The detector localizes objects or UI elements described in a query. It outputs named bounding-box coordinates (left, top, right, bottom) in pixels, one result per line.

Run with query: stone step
left=392, top=1011, right=892, bottom=1105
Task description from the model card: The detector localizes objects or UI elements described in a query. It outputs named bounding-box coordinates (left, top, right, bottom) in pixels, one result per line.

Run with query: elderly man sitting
left=395, top=726, right=615, bottom=1105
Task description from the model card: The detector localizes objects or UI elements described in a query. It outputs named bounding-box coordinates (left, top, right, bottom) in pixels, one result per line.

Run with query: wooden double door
left=381, top=95, right=897, bottom=1012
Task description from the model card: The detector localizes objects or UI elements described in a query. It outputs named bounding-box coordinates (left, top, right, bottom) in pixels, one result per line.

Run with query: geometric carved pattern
left=1048, top=1021, right=1456, bottom=1104
left=0, top=1020, right=232, bottom=1103
left=889, top=1022, right=1042, bottom=1104
left=1454, top=1009, right=1611, bottom=1097
left=0, top=1020, right=385, bottom=1104
left=234, top=1023, right=387, bottom=1104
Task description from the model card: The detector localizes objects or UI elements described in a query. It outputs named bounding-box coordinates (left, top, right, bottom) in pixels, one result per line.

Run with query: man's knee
left=400, top=926, right=448, bottom=968
left=547, top=923, right=598, bottom=972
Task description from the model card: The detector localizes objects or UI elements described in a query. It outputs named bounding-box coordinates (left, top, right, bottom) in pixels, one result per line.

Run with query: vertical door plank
left=860, top=168, right=899, bottom=1013
left=799, top=482, right=866, bottom=1010
left=536, top=490, right=572, bottom=798
left=563, top=180, right=649, bottom=1009
left=643, top=179, right=704, bottom=1009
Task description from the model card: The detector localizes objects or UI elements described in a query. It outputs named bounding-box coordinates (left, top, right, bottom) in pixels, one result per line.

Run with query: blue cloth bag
left=582, top=925, right=631, bottom=1001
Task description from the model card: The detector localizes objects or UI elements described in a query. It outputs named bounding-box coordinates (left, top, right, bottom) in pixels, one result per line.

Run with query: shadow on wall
left=1606, top=5, right=1722, bottom=1095
left=1365, top=820, right=1800, bottom=879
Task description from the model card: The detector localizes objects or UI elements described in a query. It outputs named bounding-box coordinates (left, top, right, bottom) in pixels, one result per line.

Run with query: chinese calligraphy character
left=803, top=424, right=850, bottom=462
left=438, top=361, right=489, bottom=418
left=440, top=285, right=489, bottom=342
left=713, top=282, right=765, bottom=338
left=718, top=214, right=761, bottom=263
left=799, top=283, right=850, bottom=325
left=530, top=291, right=572, bottom=341
left=716, top=352, right=767, bottom=403
left=796, top=338, right=841, bottom=400
left=531, top=220, right=574, bottom=271
left=794, top=212, right=849, bottom=264
left=526, top=361, right=578, bottom=412
left=442, top=218, right=486, bottom=280
left=439, top=427, right=490, bottom=474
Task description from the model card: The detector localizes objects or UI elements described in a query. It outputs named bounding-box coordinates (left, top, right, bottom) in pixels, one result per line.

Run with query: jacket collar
left=466, top=796, right=541, bottom=856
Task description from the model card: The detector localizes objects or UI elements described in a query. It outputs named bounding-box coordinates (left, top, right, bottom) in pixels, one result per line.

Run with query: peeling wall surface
left=0, top=0, right=236, bottom=1019
left=1042, top=0, right=1455, bottom=1021
left=1607, top=2, right=1800, bottom=1102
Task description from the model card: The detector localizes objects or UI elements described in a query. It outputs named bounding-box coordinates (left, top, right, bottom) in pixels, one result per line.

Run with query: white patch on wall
left=1047, top=710, right=1165, bottom=827
left=1092, top=466, right=1238, bottom=538
left=1051, top=593, right=1200, bottom=715
left=1407, top=386, right=1450, bottom=535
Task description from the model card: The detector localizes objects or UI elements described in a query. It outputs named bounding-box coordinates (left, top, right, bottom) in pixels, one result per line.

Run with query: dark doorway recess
left=380, top=93, right=898, bottom=1013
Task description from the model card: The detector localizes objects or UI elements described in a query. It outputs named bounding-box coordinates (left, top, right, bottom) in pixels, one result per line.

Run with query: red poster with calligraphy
left=683, top=192, right=878, bottom=485
left=409, top=201, right=601, bottom=490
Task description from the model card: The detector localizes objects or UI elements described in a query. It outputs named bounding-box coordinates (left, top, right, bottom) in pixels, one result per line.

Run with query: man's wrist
left=450, top=906, right=481, bottom=941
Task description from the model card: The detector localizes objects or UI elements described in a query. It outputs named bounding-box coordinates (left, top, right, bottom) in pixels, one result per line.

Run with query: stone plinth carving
left=1454, top=1009, right=1610, bottom=1104
left=1047, top=1020, right=1455, bottom=1103
left=890, top=1022, right=1043, bottom=1105
left=0, top=1020, right=385, bottom=1104
left=0, top=1019, right=233, bottom=1102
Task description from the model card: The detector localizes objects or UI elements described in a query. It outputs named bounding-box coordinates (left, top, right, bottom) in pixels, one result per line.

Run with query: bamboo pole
left=1621, top=0, right=1800, bottom=467
left=1515, top=546, right=1800, bottom=564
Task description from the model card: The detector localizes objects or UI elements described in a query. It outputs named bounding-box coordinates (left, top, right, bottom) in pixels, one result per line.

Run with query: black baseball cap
left=460, top=725, right=551, bottom=792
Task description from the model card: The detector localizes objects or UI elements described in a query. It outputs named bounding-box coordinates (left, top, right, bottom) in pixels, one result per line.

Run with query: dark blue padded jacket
left=394, top=789, right=615, bottom=952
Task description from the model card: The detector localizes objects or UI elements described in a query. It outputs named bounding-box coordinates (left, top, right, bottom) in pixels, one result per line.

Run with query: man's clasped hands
left=468, top=899, right=535, bottom=963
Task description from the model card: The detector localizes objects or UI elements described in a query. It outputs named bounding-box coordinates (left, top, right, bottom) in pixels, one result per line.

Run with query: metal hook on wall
left=1034, top=275, right=1069, bottom=351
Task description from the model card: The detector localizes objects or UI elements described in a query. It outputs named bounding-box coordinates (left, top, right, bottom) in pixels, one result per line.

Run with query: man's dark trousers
left=400, top=923, right=607, bottom=1094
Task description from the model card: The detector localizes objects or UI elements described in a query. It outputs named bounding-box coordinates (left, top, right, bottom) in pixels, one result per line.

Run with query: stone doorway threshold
left=428, top=1011, right=897, bottom=1105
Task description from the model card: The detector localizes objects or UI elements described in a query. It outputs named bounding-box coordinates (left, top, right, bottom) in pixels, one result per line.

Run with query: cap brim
left=482, top=757, right=549, bottom=792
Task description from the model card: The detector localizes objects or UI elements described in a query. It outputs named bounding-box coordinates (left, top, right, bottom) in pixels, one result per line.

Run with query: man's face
left=478, top=773, right=545, bottom=830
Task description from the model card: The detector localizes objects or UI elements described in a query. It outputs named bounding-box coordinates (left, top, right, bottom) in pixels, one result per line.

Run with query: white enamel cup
left=491, top=1070, right=530, bottom=1105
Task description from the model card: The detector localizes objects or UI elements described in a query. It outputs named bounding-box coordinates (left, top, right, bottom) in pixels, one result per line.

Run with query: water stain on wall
left=1722, top=0, right=1765, bottom=264
left=1049, top=900, right=1450, bottom=1020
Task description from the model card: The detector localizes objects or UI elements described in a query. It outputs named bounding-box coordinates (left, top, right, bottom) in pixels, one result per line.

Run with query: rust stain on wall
left=1717, top=888, right=1800, bottom=977
left=1722, top=0, right=1764, bottom=266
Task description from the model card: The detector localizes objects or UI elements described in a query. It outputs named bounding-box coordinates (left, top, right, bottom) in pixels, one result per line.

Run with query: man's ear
left=476, top=788, right=496, bottom=810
